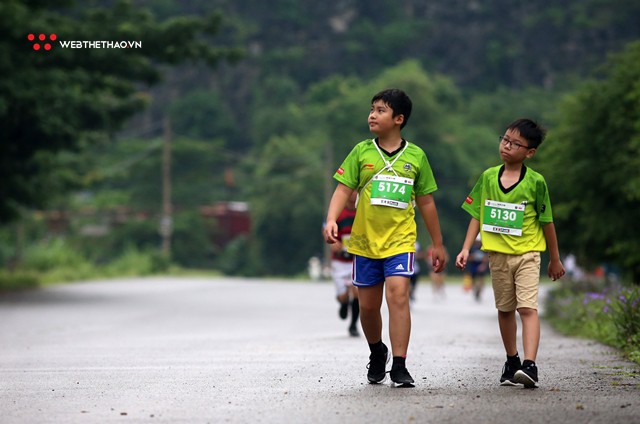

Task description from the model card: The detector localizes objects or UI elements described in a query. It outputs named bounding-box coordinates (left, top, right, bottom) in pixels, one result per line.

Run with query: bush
left=215, top=235, right=257, bottom=276
left=546, top=281, right=640, bottom=364
left=22, top=238, right=90, bottom=272
left=0, top=270, right=40, bottom=291
left=103, top=245, right=170, bottom=276
left=170, top=211, right=216, bottom=269
left=611, top=287, right=640, bottom=355
left=18, top=238, right=96, bottom=284
left=2, top=238, right=172, bottom=288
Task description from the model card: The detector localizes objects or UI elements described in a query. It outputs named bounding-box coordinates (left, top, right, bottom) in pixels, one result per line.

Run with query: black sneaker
left=500, top=359, right=521, bottom=386
left=513, top=361, right=538, bottom=388
left=339, top=301, right=349, bottom=320
left=390, top=366, right=415, bottom=387
left=366, top=343, right=389, bottom=384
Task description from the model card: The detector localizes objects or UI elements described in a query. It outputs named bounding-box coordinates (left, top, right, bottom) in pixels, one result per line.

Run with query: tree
left=0, top=0, right=242, bottom=223
left=540, top=41, right=640, bottom=283
left=245, top=133, right=325, bottom=275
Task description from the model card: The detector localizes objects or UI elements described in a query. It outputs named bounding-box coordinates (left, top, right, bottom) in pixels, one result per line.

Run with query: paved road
left=0, top=277, right=638, bottom=423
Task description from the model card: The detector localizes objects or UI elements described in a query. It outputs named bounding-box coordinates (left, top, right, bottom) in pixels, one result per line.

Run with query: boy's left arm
left=416, top=194, right=446, bottom=273
left=543, top=222, right=565, bottom=281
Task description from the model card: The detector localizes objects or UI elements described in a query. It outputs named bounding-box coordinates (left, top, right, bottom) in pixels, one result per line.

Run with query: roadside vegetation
left=545, top=279, right=640, bottom=365
left=0, top=237, right=222, bottom=292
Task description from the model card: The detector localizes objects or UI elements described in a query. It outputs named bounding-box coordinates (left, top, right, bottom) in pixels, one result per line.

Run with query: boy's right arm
left=324, top=183, right=354, bottom=244
left=415, top=194, right=446, bottom=273
left=543, top=222, right=565, bottom=281
left=455, top=218, right=480, bottom=269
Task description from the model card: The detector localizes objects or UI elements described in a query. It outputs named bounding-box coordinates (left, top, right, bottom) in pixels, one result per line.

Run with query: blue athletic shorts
left=352, top=253, right=415, bottom=287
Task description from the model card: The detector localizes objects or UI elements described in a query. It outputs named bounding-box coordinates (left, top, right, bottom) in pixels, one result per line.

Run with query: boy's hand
left=548, top=259, right=565, bottom=281
left=455, top=250, right=469, bottom=270
left=329, top=241, right=343, bottom=253
left=324, top=221, right=339, bottom=244
left=431, top=245, right=447, bottom=273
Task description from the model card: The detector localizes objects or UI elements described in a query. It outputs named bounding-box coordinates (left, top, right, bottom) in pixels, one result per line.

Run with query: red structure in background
left=40, top=201, right=251, bottom=251
left=199, top=201, right=251, bottom=248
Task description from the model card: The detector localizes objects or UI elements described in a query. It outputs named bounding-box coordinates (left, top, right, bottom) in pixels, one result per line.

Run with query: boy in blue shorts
left=324, top=88, right=446, bottom=386
left=455, top=118, right=565, bottom=388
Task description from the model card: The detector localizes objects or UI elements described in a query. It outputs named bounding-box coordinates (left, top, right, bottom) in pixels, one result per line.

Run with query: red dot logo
left=28, top=33, right=57, bottom=52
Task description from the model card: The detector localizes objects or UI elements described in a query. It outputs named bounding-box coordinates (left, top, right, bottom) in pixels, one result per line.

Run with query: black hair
left=506, top=118, right=547, bottom=149
left=371, top=88, right=412, bottom=129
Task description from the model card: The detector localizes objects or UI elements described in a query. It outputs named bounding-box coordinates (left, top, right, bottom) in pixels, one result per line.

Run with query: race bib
left=482, top=200, right=525, bottom=236
left=370, top=175, right=413, bottom=209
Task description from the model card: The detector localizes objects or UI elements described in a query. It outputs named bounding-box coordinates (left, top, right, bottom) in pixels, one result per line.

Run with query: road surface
left=0, top=277, right=638, bottom=423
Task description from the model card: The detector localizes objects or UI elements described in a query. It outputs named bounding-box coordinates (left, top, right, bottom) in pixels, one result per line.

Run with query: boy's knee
left=498, top=309, right=515, bottom=319
left=358, top=301, right=379, bottom=315
left=386, top=292, right=410, bottom=310
left=517, top=307, right=538, bottom=317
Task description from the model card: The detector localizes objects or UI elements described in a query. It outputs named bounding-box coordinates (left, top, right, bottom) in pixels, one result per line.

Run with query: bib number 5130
left=489, top=208, right=517, bottom=222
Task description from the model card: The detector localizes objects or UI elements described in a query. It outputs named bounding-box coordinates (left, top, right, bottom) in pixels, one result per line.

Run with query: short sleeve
left=333, top=144, right=361, bottom=190
left=414, top=152, right=438, bottom=196
left=536, top=177, right=553, bottom=223
left=461, top=173, right=484, bottom=221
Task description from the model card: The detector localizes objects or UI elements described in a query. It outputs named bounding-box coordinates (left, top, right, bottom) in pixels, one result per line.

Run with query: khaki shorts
left=488, top=251, right=541, bottom=311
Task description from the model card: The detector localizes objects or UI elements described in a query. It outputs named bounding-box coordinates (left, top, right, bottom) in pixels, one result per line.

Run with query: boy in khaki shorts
left=455, top=118, right=565, bottom=388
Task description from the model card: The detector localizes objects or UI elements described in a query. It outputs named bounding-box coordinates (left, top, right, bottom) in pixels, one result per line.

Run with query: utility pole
left=160, top=111, right=173, bottom=257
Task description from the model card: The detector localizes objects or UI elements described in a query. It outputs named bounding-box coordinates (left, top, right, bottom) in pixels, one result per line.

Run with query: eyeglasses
left=499, top=135, right=529, bottom=150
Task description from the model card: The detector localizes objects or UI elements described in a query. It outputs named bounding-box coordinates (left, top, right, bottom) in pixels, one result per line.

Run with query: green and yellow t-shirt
left=462, top=164, right=553, bottom=255
left=334, top=139, right=438, bottom=259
